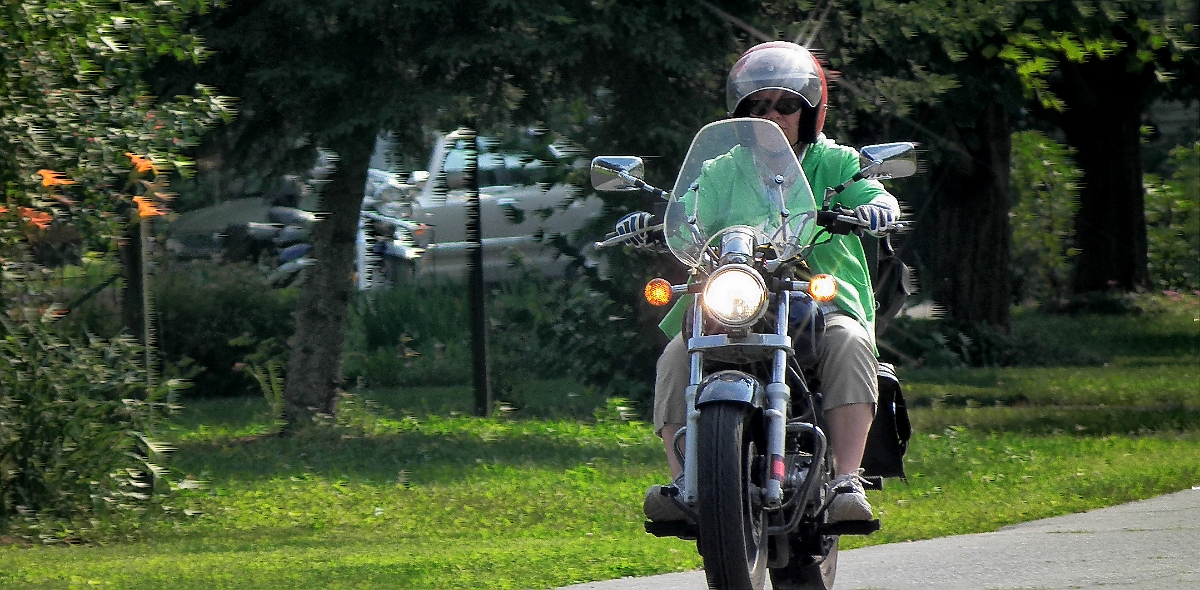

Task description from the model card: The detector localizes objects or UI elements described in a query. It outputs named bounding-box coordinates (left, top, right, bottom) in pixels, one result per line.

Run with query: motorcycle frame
left=674, top=230, right=829, bottom=536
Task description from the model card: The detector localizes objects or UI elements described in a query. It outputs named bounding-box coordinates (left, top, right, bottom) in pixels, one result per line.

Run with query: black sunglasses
left=742, top=96, right=806, bottom=117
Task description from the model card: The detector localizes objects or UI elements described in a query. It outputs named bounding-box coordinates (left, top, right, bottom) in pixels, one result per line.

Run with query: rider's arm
left=825, top=143, right=900, bottom=233
left=826, top=143, right=896, bottom=211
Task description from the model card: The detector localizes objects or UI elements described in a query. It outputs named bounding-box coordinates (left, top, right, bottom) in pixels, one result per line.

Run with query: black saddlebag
left=861, top=362, right=911, bottom=480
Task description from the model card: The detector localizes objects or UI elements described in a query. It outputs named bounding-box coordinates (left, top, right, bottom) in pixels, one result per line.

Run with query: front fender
left=695, top=370, right=765, bottom=409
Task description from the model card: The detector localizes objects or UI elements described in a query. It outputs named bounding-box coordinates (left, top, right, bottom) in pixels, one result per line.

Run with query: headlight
left=702, top=265, right=768, bottom=327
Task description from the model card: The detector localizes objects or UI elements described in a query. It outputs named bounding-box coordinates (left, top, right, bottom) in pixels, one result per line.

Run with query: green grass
left=843, top=429, right=1200, bottom=550
left=1, top=304, right=1198, bottom=588
left=353, top=378, right=614, bottom=419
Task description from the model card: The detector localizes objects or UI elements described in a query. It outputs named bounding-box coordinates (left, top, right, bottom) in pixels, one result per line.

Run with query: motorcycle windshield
left=666, top=118, right=817, bottom=267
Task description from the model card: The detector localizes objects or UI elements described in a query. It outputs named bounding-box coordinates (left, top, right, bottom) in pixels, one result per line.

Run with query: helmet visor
left=726, top=45, right=824, bottom=115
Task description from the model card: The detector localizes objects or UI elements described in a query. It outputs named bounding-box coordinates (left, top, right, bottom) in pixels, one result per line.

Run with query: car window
left=442, top=138, right=548, bottom=189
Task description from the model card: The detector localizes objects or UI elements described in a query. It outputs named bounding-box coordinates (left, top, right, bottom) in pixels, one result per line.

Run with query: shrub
left=487, top=273, right=657, bottom=405
left=881, top=314, right=1106, bottom=369
left=0, top=315, right=186, bottom=543
left=1145, top=142, right=1200, bottom=292
left=155, top=261, right=297, bottom=396
left=341, top=271, right=661, bottom=408
left=342, top=282, right=472, bottom=388
left=1009, top=130, right=1083, bottom=308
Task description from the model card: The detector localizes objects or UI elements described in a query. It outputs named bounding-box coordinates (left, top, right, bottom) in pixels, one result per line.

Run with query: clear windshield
left=665, top=118, right=817, bottom=267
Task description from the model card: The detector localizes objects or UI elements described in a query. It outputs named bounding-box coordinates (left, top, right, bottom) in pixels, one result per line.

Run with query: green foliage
left=593, top=397, right=640, bottom=424
left=342, top=283, right=471, bottom=388
left=822, top=0, right=1194, bottom=147
left=884, top=316, right=1104, bottom=369
left=1009, top=130, right=1083, bottom=307
left=883, top=292, right=1197, bottom=369
left=153, top=0, right=745, bottom=426
left=155, top=261, right=297, bottom=396
left=1145, top=142, right=1200, bottom=291
left=0, top=0, right=232, bottom=252
left=247, top=359, right=286, bottom=432
left=0, top=316, right=186, bottom=543
left=488, top=273, right=657, bottom=406
left=977, top=1, right=1195, bottom=110
left=0, top=0, right=230, bottom=542
left=342, top=274, right=659, bottom=407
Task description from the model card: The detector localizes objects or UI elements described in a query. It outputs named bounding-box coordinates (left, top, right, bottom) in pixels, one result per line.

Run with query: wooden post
left=462, top=128, right=492, bottom=416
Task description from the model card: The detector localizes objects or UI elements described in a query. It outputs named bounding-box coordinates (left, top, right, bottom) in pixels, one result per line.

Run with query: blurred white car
left=357, top=131, right=603, bottom=288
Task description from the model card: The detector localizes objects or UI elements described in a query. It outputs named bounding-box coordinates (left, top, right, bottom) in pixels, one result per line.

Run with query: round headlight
left=702, top=265, right=768, bottom=327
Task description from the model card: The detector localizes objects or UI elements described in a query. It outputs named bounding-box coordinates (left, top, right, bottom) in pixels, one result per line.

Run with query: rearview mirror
left=859, top=142, right=915, bottom=163
left=859, top=142, right=918, bottom=180
left=864, top=159, right=917, bottom=180
left=590, top=156, right=645, bottom=192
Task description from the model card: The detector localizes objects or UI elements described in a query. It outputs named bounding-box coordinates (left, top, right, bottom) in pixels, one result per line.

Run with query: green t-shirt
left=658, top=135, right=888, bottom=350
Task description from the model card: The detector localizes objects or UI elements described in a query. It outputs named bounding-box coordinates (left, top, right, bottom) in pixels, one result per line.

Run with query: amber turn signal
left=808, top=274, right=837, bottom=302
left=645, top=278, right=672, bottom=307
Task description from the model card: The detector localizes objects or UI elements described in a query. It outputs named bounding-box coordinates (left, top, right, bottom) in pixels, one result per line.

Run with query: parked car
left=356, top=130, right=604, bottom=288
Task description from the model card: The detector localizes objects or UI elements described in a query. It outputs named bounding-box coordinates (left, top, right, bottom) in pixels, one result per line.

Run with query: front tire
left=697, top=403, right=767, bottom=589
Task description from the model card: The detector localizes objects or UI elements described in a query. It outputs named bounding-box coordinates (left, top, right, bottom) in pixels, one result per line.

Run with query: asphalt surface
left=559, top=486, right=1200, bottom=590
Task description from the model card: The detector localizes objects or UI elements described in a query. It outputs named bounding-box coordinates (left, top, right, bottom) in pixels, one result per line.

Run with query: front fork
left=679, top=293, right=792, bottom=509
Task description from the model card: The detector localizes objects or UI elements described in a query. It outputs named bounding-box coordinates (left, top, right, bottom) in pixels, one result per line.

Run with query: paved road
left=559, top=486, right=1200, bottom=590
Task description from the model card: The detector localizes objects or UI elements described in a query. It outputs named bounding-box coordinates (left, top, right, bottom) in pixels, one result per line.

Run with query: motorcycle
left=591, top=118, right=915, bottom=590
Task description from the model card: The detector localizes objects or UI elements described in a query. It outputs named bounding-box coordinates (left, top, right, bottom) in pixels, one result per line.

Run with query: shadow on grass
left=356, top=378, right=617, bottom=420
left=910, top=406, right=1200, bottom=436
left=167, top=417, right=660, bottom=486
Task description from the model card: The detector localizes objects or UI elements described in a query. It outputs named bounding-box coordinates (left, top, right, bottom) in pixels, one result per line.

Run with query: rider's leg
left=654, top=333, right=689, bottom=477
left=816, top=313, right=879, bottom=521
left=660, top=424, right=683, bottom=478
left=826, top=402, right=874, bottom=475
left=816, top=312, right=880, bottom=470
left=645, top=334, right=689, bottom=521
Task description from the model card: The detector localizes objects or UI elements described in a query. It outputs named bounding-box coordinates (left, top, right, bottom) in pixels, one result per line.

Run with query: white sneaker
left=643, top=475, right=689, bottom=522
left=826, top=470, right=873, bottom=522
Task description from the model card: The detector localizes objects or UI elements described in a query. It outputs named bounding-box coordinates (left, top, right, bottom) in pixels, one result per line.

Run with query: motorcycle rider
left=617, top=41, right=900, bottom=524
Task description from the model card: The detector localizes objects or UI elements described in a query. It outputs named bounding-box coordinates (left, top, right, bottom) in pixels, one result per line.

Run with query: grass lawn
left=1, top=305, right=1197, bottom=588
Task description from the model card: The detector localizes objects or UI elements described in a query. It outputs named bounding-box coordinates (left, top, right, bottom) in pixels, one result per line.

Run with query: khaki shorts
left=653, top=312, right=879, bottom=435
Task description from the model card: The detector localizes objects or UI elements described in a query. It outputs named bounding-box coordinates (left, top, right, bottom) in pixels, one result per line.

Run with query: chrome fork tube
left=763, top=292, right=791, bottom=507
left=681, top=298, right=705, bottom=506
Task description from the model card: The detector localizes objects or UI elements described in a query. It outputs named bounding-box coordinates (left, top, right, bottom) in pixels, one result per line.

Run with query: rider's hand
left=854, top=203, right=897, bottom=235
left=614, top=211, right=653, bottom=246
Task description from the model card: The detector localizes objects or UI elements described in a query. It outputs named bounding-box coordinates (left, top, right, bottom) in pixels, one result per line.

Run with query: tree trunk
left=1053, top=58, right=1154, bottom=294
left=284, top=128, right=375, bottom=426
left=926, top=103, right=1013, bottom=328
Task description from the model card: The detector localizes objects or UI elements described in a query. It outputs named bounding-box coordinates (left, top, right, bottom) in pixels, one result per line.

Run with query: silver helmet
left=726, top=42, right=828, bottom=144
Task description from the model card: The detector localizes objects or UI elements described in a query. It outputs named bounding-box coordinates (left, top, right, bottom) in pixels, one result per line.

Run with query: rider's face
left=744, top=89, right=802, bottom=146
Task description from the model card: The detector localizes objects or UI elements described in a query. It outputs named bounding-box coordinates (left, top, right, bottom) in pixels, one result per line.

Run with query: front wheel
left=697, top=403, right=767, bottom=590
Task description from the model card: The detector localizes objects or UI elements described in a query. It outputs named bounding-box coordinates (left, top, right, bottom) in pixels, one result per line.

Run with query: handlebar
left=598, top=208, right=906, bottom=250
left=594, top=223, right=666, bottom=249
left=816, top=209, right=908, bottom=236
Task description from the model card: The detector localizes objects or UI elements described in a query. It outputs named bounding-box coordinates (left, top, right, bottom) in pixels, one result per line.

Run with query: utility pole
left=461, top=127, right=493, bottom=416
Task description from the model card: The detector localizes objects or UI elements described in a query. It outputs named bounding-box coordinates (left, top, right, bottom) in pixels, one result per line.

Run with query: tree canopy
left=776, top=0, right=1197, bottom=323
left=160, top=0, right=759, bottom=425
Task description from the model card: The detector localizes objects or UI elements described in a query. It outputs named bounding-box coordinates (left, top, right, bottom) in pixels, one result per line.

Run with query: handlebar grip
left=816, top=210, right=865, bottom=235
